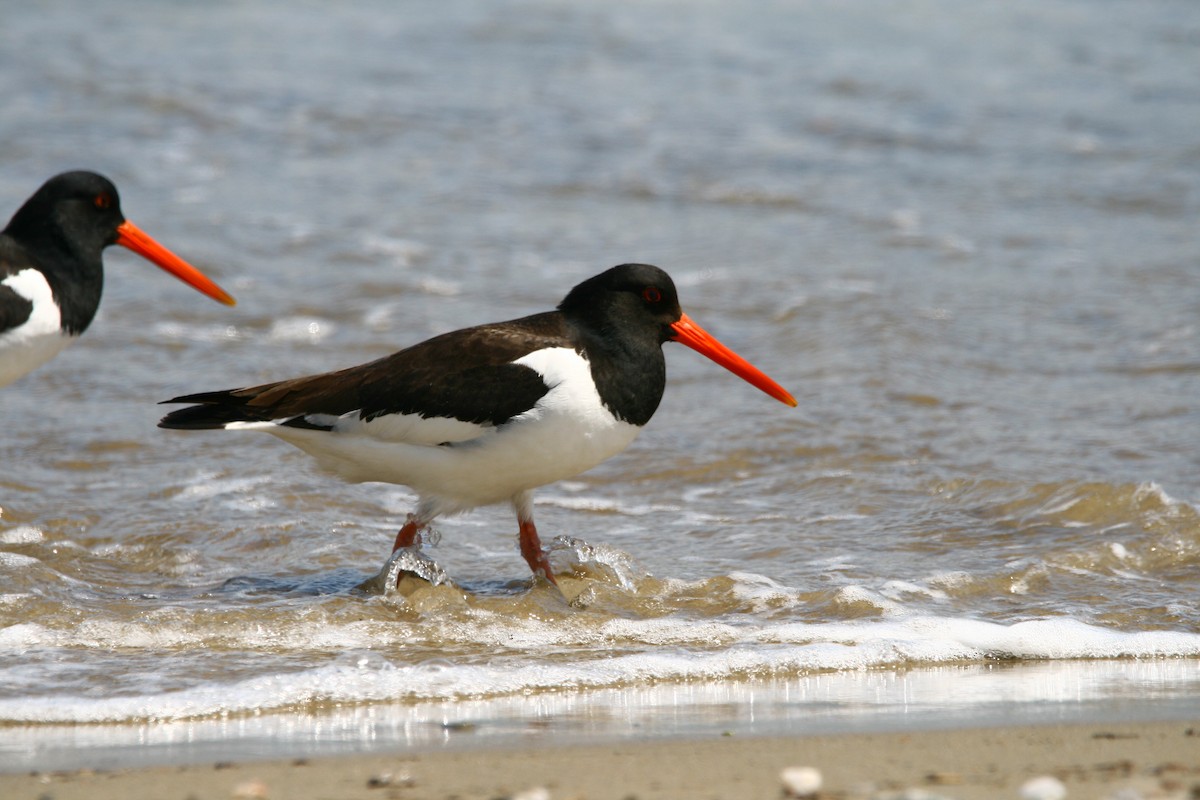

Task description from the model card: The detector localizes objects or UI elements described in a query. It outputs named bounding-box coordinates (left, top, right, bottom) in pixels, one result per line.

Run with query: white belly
left=236, top=347, right=643, bottom=515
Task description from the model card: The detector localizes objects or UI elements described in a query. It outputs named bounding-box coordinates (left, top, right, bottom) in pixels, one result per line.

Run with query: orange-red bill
left=115, top=220, right=236, bottom=306
left=669, top=312, right=797, bottom=407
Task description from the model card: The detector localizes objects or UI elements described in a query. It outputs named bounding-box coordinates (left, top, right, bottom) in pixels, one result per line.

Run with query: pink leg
left=391, top=517, right=429, bottom=587
left=392, top=517, right=423, bottom=551
left=518, top=518, right=557, bottom=586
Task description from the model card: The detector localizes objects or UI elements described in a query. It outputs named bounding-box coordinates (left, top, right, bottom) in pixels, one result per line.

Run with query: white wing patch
left=0, top=269, right=72, bottom=387
left=337, top=408, right=491, bottom=445
left=226, top=411, right=489, bottom=446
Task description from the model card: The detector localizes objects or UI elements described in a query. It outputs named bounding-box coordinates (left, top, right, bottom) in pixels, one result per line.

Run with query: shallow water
left=1, top=0, right=1199, bottom=772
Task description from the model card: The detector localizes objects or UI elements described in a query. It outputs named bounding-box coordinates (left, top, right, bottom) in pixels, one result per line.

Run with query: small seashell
left=1019, top=775, right=1067, bottom=800
left=510, top=787, right=551, bottom=800
left=366, top=772, right=392, bottom=788
left=231, top=779, right=270, bottom=799
left=780, top=765, right=823, bottom=797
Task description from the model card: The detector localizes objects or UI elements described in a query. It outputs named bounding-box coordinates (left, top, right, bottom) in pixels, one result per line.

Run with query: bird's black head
left=557, top=263, right=683, bottom=345
left=5, top=171, right=126, bottom=260
left=560, top=262, right=800, bottom=410
left=4, top=171, right=235, bottom=310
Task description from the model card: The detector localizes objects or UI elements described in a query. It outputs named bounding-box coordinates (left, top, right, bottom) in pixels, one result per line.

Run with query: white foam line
left=2, top=616, right=1199, bottom=723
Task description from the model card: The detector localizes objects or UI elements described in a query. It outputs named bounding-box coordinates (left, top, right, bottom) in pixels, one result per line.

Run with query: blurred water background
left=1, top=0, right=1198, bottom=771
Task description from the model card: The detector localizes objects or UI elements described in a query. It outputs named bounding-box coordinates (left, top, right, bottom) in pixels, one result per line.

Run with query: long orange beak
left=115, top=220, right=236, bottom=306
left=669, top=312, right=797, bottom=407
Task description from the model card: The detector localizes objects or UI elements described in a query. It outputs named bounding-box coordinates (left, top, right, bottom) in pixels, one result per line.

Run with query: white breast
left=0, top=269, right=73, bottom=387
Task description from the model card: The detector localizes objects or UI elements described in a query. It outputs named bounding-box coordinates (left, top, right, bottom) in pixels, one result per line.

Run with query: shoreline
left=5, top=719, right=1198, bottom=799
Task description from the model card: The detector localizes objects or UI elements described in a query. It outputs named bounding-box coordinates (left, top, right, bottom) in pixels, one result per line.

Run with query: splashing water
left=357, top=545, right=452, bottom=594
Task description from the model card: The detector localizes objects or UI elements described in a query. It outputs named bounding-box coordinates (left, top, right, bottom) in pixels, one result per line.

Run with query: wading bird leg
left=518, top=516, right=558, bottom=586
left=392, top=515, right=425, bottom=551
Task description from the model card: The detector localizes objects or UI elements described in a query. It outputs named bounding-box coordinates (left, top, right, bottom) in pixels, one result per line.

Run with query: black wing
left=159, top=311, right=575, bottom=431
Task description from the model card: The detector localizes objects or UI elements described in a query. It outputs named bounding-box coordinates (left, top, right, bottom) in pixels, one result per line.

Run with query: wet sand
left=5, top=719, right=1197, bottom=799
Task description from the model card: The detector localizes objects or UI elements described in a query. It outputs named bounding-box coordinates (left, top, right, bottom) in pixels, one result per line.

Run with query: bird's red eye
left=642, top=287, right=663, bottom=303
left=93, top=193, right=113, bottom=210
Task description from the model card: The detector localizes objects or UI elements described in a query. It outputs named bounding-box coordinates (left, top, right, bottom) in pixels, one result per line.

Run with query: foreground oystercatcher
left=159, top=263, right=795, bottom=585
left=0, top=171, right=235, bottom=387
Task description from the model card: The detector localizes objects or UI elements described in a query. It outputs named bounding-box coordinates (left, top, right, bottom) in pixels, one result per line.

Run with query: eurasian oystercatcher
left=159, top=263, right=795, bottom=585
left=0, top=171, right=235, bottom=388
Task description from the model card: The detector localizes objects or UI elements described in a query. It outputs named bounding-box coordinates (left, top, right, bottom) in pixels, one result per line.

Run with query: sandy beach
left=5, top=719, right=1197, bottom=800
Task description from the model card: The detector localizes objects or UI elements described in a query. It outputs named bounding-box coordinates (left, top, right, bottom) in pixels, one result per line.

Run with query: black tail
left=158, top=391, right=257, bottom=430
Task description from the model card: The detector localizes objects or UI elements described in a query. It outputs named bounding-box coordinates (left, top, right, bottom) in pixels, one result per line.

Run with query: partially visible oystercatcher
left=159, top=263, right=795, bottom=585
left=0, top=171, right=235, bottom=388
